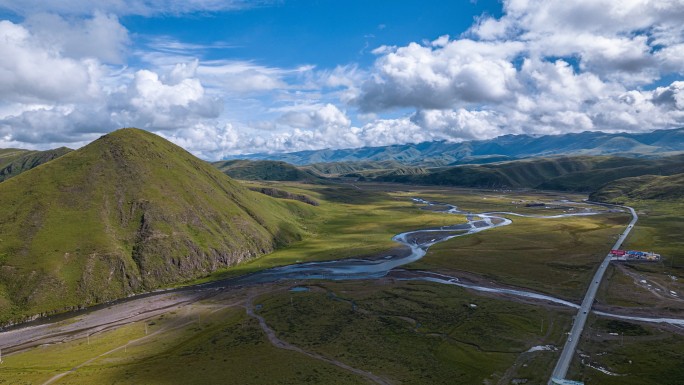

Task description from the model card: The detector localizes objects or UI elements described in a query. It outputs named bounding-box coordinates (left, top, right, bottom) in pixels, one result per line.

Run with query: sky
left=0, top=0, right=683, bottom=160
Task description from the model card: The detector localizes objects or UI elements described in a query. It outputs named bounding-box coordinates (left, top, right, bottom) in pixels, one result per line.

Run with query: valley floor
left=1, top=183, right=683, bottom=384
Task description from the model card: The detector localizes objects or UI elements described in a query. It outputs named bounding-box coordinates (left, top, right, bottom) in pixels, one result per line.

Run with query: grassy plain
left=202, top=183, right=628, bottom=304
left=194, top=182, right=460, bottom=283
left=5, top=183, right=678, bottom=385
left=0, top=303, right=366, bottom=385
left=567, top=316, right=684, bottom=384
left=0, top=281, right=574, bottom=385
left=257, top=280, right=573, bottom=384
left=376, top=187, right=629, bottom=300
left=596, top=200, right=684, bottom=312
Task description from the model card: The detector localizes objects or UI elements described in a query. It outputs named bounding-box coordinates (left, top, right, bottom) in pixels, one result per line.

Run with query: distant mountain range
left=235, top=127, right=684, bottom=166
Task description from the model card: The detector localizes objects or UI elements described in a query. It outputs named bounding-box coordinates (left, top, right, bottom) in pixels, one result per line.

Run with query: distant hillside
left=0, top=129, right=312, bottom=324
left=304, top=160, right=428, bottom=180
left=235, top=127, right=684, bottom=166
left=304, top=160, right=406, bottom=176
left=213, top=159, right=323, bottom=182
left=590, top=173, right=684, bottom=202
left=0, top=147, right=72, bottom=182
left=376, top=155, right=684, bottom=191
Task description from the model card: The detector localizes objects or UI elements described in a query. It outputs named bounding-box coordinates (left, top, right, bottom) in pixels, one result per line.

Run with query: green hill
left=0, top=129, right=312, bottom=324
left=376, top=155, right=684, bottom=191
left=0, top=147, right=72, bottom=182
left=213, top=159, right=323, bottom=182
left=305, top=160, right=406, bottom=176
left=590, top=173, right=684, bottom=202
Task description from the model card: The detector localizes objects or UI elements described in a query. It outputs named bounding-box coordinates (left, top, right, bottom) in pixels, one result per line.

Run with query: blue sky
left=0, top=0, right=683, bottom=159
left=126, top=1, right=503, bottom=68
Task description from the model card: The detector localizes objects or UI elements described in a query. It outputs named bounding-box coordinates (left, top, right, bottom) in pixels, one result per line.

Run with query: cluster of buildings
left=610, top=249, right=661, bottom=262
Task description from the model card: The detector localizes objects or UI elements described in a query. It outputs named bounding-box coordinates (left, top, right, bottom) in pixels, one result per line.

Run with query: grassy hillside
left=590, top=173, right=684, bottom=202
left=377, top=155, right=684, bottom=192
left=213, top=159, right=323, bottom=182
left=306, top=160, right=414, bottom=175
left=0, top=147, right=72, bottom=182
left=0, top=148, right=29, bottom=163
left=0, top=129, right=313, bottom=324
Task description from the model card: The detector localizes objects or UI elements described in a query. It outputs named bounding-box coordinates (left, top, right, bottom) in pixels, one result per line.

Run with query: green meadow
left=567, top=315, right=684, bottom=384
left=0, top=281, right=574, bottom=384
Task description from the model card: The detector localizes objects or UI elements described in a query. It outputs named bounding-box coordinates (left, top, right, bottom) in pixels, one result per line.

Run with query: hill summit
left=0, top=128, right=311, bottom=324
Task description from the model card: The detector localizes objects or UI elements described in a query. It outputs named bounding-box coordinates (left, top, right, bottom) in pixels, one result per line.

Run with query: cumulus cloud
left=118, top=67, right=222, bottom=129
left=277, top=104, right=350, bottom=131
left=411, top=109, right=506, bottom=141
left=215, top=116, right=427, bottom=156
left=0, top=20, right=102, bottom=103
left=470, top=0, right=684, bottom=83
left=2, top=0, right=684, bottom=159
left=0, top=59, right=221, bottom=145
left=357, top=39, right=523, bottom=111
left=351, top=0, right=684, bottom=146
left=24, top=12, right=129, bottom=64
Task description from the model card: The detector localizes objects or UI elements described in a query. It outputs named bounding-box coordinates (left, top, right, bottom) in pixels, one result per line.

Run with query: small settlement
left=610, top=249, right=661, bottom=262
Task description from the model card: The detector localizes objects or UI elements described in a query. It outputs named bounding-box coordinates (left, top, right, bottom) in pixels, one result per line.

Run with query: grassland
left=0, top=302, right=367, bottom=385
left=0, top=280, right=575, bottom=384
left=4, top=182, right=681, bottom=384
left=257, top=280, right=573, bottom=384
left=194, top=182, right=459, bottom=283
left=198, top=183, right=630, bottom=303
left=567, top=315, right=684, bottom=384
left=596, top=199, right=684, bottom=312
left=369, top=187, right=628, bottom=301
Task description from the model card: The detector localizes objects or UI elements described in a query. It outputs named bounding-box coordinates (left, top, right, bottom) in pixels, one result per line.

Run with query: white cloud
left=119, top=68, right=222, bottom=130
left=24, top=12, right=129, bottom=64
left=471, top=0, right=684, bottom=83
left=357, top=39, right=524, bottom=111
left=2, top=0, right=684, bottom=159
left=352, top=0, right=684, bottom=146
left=159, top=122, right=240, bottom=160
left=0, top=20, right=102, bottom=103
left=277, top=104, right=350, bottom=131
left=197, top=61, right=289, bottom=93
left=411, top=109, right=506, bottom=141
left=0, top=0, right=259, bottom=17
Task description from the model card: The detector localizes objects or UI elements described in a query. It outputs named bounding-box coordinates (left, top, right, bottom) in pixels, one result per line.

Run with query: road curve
left=549, top=203, right=638, bottom=384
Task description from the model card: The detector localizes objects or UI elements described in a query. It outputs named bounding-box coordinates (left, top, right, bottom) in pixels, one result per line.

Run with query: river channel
left=2, top=196, right=681, bottom=351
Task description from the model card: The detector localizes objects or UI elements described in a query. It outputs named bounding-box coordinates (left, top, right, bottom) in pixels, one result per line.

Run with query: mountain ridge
left=375, top=154, right=684, bottom=191
left=233, top=127, right=684, bottom=166
left=0, top=147, right=72, bottom=182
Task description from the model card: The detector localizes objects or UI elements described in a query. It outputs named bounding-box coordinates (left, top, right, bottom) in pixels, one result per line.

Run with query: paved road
left=549, top=203, right=638, bottom=384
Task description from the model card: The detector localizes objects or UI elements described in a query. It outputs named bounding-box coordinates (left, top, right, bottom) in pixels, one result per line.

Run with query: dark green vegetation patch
left=0, top=147, right=72, bottom=182
left=377, top=154, right=684, bottom=192
left=213, top=159, right=323, bottom=183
